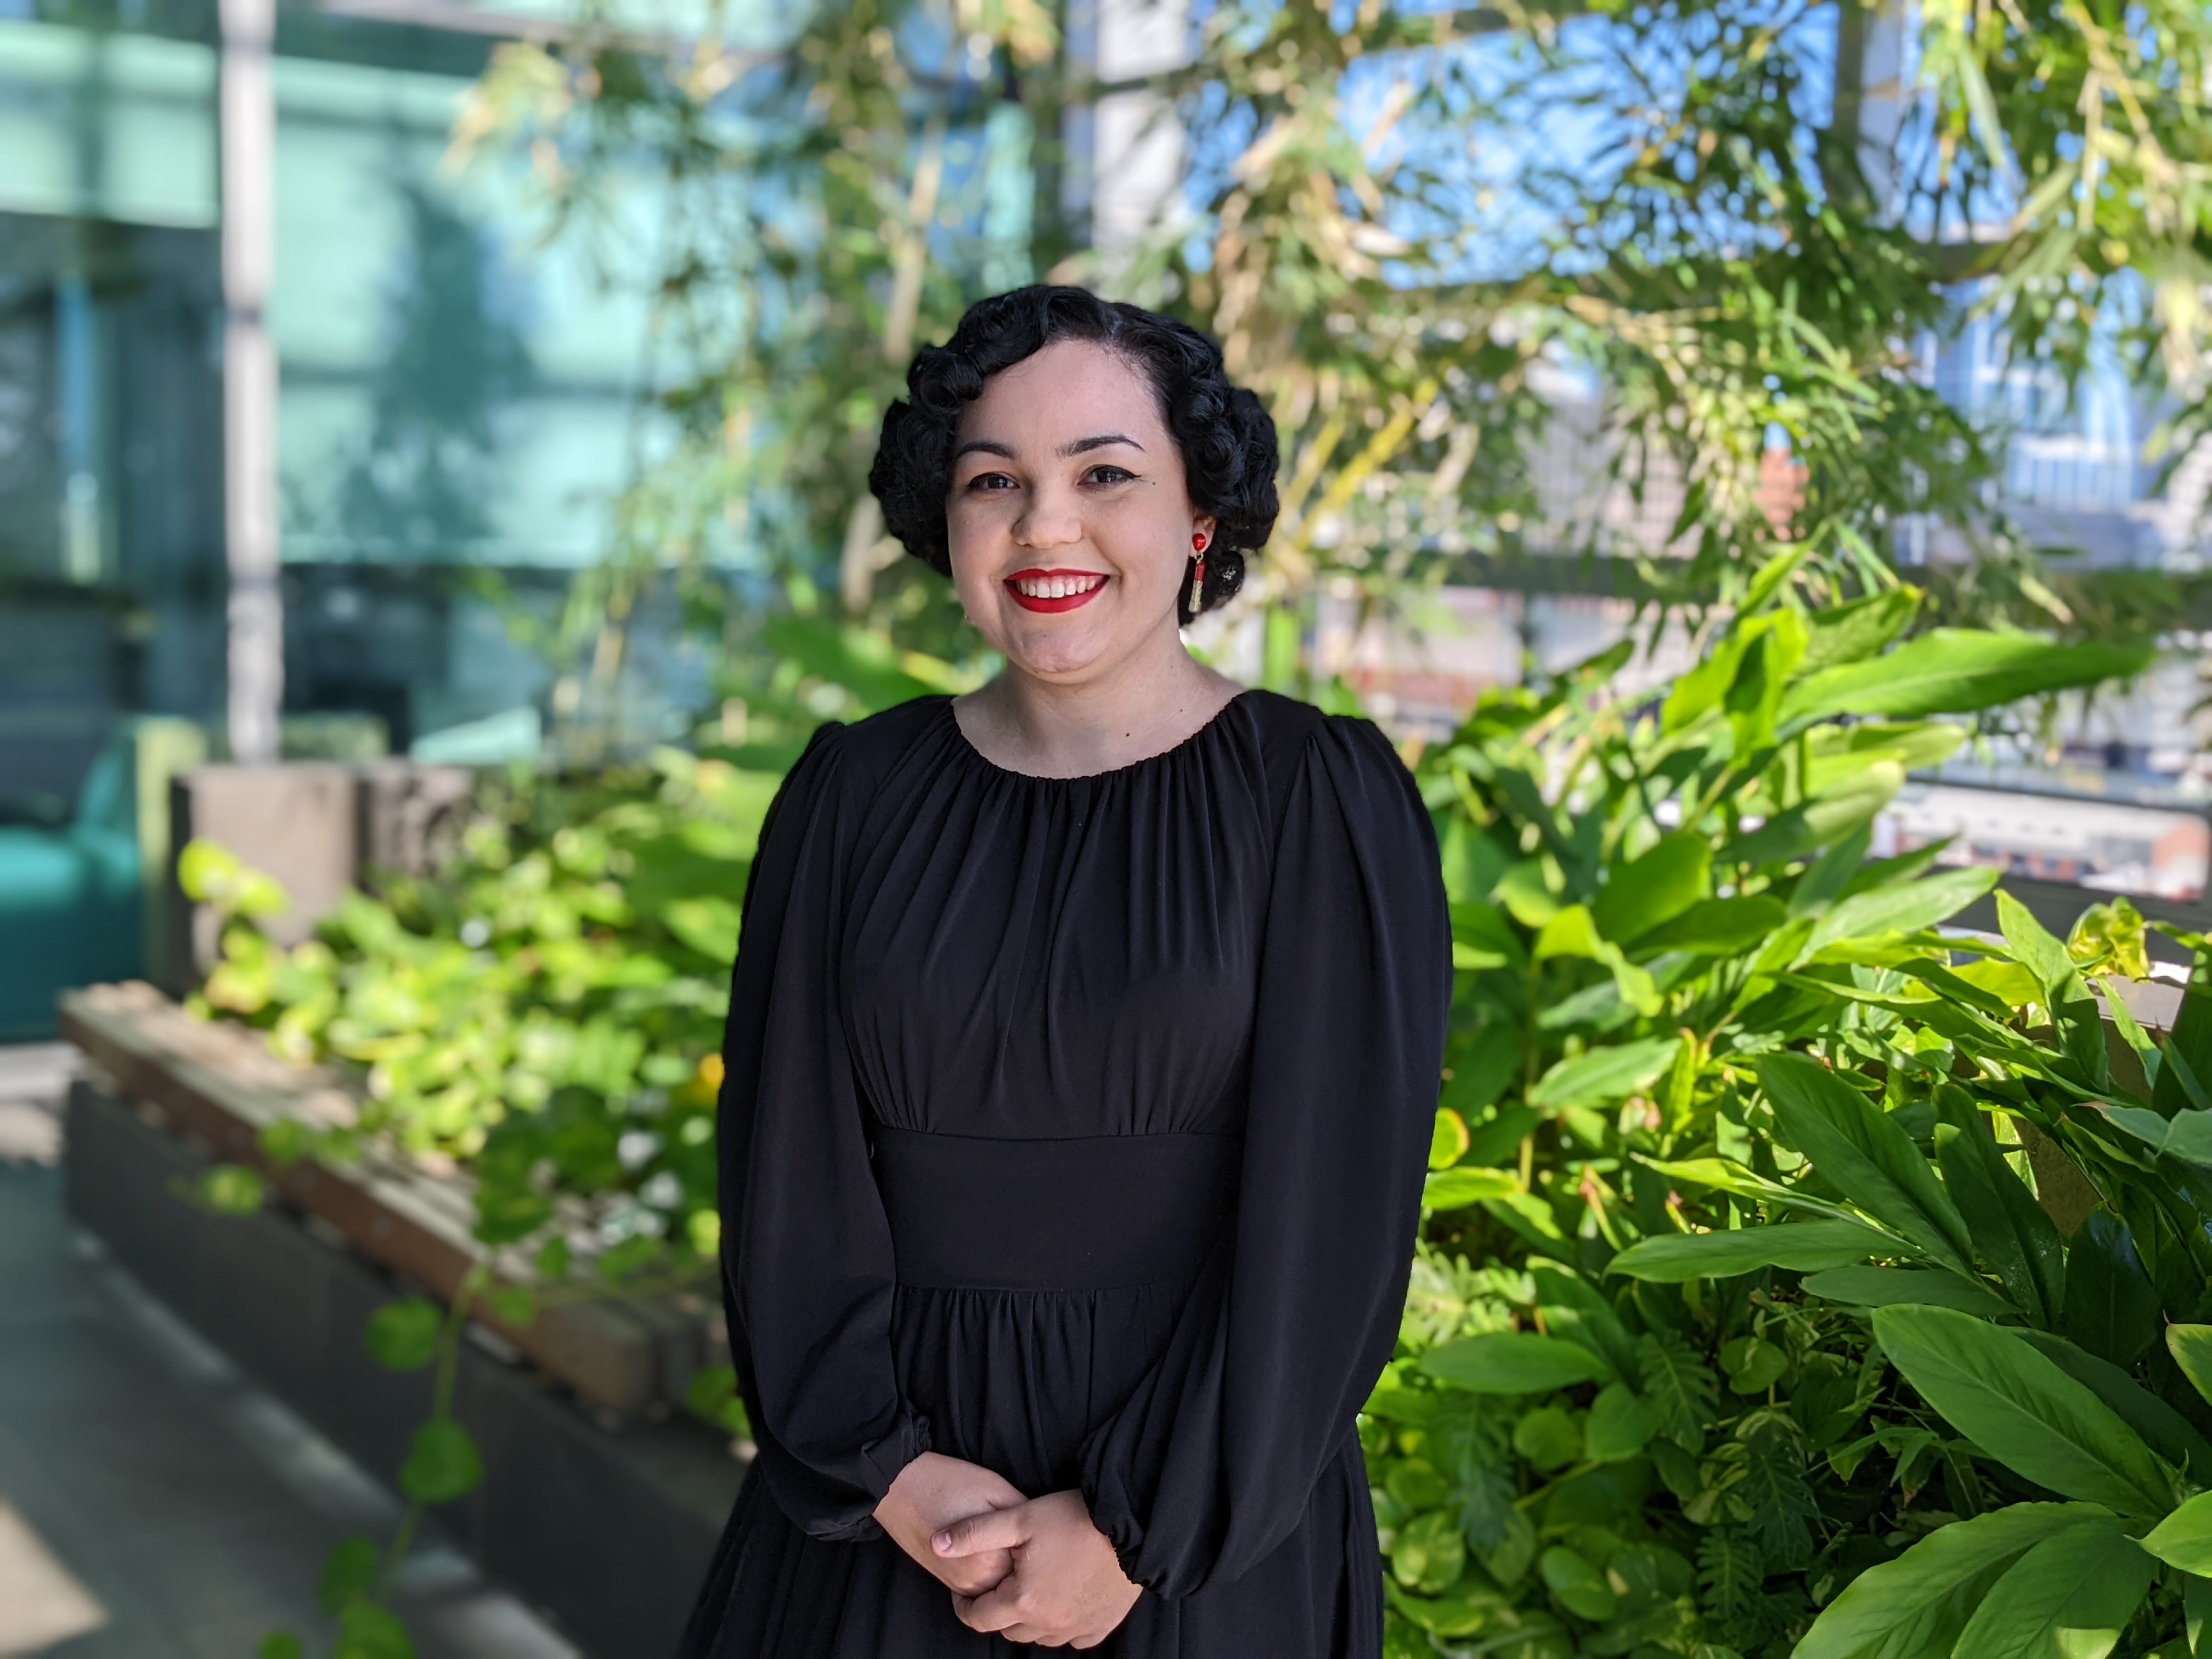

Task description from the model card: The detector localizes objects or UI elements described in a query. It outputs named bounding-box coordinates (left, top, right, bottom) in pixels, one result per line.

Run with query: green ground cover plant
left=179, top=575, right=2210, bottom=1658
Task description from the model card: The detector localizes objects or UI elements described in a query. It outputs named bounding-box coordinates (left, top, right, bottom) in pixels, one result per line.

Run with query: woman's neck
left=954, top=639, right=1245, bottom=780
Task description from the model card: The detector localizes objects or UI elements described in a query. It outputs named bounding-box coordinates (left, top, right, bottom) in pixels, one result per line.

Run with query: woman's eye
left=1084, top=465, right=1136, bottom=486
left=965, top=472, right=1017, bottom=493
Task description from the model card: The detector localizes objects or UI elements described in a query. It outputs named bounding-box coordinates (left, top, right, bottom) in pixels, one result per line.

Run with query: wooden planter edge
left=59, top=981, right=704, bottom=1417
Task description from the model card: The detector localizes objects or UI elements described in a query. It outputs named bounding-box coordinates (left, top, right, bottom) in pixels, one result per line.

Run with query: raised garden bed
left=60, top=990, right=746, bottom=1659
left=60, top=980, right=712, bottom=1417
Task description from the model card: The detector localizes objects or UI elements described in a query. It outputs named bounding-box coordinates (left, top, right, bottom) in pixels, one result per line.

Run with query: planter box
left=64, top=1074, right=744, bottom=1659
left=59, top=981, right=708, bottom=1417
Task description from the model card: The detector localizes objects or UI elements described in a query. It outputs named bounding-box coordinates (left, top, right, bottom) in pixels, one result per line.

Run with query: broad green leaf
left=1900, top=961, right=2018, bottom=1019
left=1391, top=1510, right=1466, bottom=1594
left=1743, top=544, right=1808, bottom=613
left=1934, top=1086, right=2064, bottom=1327
left=1430, top=1110, right=1470, bottom=1169
left=1607, top=1218, right=1897, bottom=1282
left=1529, top=1261, right=1640, bottom=1380
left=334, top=1604, right=415, bottom=1659
left=1798, top=868, right=1999, bottom=964
left=1496, top=860, right=1560, bottom=927
left=2013, top=1330, right=2212, bottom=1481
left=661, top=895, right=742, bottom=962
left=1803, top=722, right=1966, bottom=797
left=1528, top=1037, right=1681, bottom=1111
left=1423, top=1331, right=1614, bottom=1393
left=1803, top=1266, right=2017, bottom=1317
left=1513, top=1404, right=1583, bottom=1469
left=2068, top=899, right=2151, bottom=980
left=364, top=1299, right=442, bottom=1372
left=1539, top=1543, right=1616, bottom=1621
left=1438, top=815, right=1511, bottom=909
left=1779, top=632, right=2151, bottom=724
left=1998, top=892, right=2108, bottom=1088
left=2062, top=1210, right=2163, bottom=1368
left=399, top=1419, right=484, bottom=1506
left=1639, top=894, right=1788, bottom=955
left=1593, top=833, right=1710, bottom=945
left=2154, top=947, right=2212, bottom=1120
left=190, top=1164, right=269, bottom=1217
left=1724, top=764, right=1903, bottom=866
left=1872, top=1305, right=2174, bottom=1516
left=1662, top=633, right=1748, bottom=733
left=1531, top=904, right=1661, bottom=1015
left=1383, top=1578, right=1513, bottom=1637
left=2098, top=978, right=2160, bottom=1093
left=318, top=1537, right=381, bottom=1614
left=2092, top=1103, right=2212, bottom=1169
left=2171, top=1326, right=2212, bottom=1408
left=1641, top=1156, right=1871, bottom=1225
left=1422, top=1166, right=1517, bottom=1212
left=1583, top=1383, right=1658, bottom=1462
left=1790, top=825, right=1875, bottom=919
left=1953, top=957, right=2045, bottom=1008
left=2188, top=1573, right=2212, bottom=1658
left=1796, top=1503, right=2114, bottom=1659
left=2141, top=1491, right=2212, bottom=1575
left=1759, top=1054, right=1976, bottom=1273
left=1952, top=1515, right=2155, bottom=1659
left=1450, top=900, right=1525, bottom=970
left=1462, top=1104, right=1540, bottom=1168
left=1796, top=587, right=1921, bottom=674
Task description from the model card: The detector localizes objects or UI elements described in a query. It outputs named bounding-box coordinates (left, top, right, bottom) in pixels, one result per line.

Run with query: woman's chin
left=998, top=617, right=1121, bottom=681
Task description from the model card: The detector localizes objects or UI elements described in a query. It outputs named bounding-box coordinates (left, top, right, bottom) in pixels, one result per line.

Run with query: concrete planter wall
left=64, top=1077, right=743, bottom=1659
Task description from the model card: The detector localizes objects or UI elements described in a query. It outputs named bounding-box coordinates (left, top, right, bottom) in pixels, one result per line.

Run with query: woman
left=679, top=286, right=1451, bottom=1656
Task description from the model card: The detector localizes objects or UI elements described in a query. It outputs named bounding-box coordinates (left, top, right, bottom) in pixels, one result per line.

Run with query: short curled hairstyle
left=868, top=286, right=1279, bottom=624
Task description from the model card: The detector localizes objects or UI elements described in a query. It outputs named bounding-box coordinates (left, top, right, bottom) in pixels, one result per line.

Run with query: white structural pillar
left=1088, top=0, right=1190, bottom=255
left=220, top=0, right=283, bottom=764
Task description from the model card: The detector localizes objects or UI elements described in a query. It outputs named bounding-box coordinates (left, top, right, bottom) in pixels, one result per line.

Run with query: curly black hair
left=868, top=286, right=1279, bottom=624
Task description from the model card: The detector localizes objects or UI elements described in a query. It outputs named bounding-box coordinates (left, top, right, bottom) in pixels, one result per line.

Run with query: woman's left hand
left=933, top=1490, right=1142, bottom=1647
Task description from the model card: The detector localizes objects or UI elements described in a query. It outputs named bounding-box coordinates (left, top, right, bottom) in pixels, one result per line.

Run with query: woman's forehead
left=956, top=341, right=1165, bottom=449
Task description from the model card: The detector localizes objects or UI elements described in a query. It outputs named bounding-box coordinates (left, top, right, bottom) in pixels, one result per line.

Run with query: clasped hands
left=875, top=1452, right=1141, bottom=1647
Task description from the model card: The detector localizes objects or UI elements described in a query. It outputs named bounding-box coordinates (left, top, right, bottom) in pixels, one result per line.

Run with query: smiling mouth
left=1004, top=569, right=1109, bottom=613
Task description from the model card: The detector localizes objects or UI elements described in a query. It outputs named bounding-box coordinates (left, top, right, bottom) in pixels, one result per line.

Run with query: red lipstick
left=1003, top=568, right=1109, bottom=613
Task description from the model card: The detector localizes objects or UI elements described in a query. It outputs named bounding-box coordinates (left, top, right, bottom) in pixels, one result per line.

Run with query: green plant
left=1370, top=560, right=2170, bottom=1655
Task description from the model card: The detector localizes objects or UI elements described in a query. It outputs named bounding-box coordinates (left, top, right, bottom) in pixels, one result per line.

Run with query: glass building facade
left=0, top=0, right=657, bottom=815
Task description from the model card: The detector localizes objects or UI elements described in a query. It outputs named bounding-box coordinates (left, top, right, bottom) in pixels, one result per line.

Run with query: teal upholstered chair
left=0, top=721, right=201, bottom=1040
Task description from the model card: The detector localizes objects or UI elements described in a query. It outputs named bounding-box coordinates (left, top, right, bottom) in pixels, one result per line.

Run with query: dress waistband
left=871, top=1127, right=1242, bottom=1291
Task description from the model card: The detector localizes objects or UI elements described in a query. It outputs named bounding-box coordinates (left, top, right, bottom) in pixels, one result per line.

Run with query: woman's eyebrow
left=953, top=438, right=1018, bottom=461
left=1060, top=432, right=1144, bottom=457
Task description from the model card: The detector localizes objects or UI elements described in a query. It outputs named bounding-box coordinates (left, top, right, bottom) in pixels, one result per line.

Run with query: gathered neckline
left=939, top=688, right=1259, bottom=783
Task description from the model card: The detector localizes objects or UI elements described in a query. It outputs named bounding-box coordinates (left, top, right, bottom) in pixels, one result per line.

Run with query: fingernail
left=932, top=1531, right=952, bottom=1552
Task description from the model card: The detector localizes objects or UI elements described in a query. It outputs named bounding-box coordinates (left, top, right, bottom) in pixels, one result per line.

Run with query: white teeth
left=1015, top=573, right=1103, bottom=599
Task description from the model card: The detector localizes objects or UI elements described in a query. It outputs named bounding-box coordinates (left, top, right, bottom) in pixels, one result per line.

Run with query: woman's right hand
left=874, top=1452, right=1029, bottom=1596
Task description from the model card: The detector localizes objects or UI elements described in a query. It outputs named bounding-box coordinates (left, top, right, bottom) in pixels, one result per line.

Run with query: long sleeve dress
left=677, top=689, right=1452, bottom=1659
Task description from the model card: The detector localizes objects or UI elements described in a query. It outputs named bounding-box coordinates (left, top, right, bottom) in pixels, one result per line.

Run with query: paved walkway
left=0, top=1045, right=578, bottom=1659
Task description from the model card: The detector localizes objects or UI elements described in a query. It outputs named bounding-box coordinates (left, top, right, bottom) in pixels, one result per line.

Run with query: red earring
left=1193, top=532, right=1208, bottom=551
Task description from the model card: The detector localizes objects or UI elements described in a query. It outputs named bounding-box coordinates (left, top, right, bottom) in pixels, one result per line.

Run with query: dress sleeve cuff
left=1081, top=1464, right=1168, bottom=1595
left=859, top=1411, right=933, bottom=1505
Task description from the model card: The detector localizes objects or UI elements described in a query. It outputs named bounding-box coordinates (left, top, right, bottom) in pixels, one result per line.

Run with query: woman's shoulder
left=1234, top=689, right=1404, bottom=777
left=783, top=696, right=953, bottom=799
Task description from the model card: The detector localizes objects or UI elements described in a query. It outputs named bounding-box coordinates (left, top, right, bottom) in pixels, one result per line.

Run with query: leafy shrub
left=1375, top=569, right=2193, bottom=1656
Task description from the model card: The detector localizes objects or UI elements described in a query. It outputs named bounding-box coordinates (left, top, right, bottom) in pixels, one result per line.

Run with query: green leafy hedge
left=1380, top=572, right=2212, bottom=1658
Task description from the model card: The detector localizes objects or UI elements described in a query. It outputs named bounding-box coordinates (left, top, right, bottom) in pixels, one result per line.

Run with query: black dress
left=678, top=690, right=1451, bottom=1658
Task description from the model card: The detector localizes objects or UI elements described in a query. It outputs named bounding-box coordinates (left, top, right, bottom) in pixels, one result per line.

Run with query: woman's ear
left=1193, top=515, right=1218, bottom=548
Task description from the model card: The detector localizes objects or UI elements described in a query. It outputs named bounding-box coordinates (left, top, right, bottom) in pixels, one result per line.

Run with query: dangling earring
left=1191, top=532, right=1208, bottom=598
